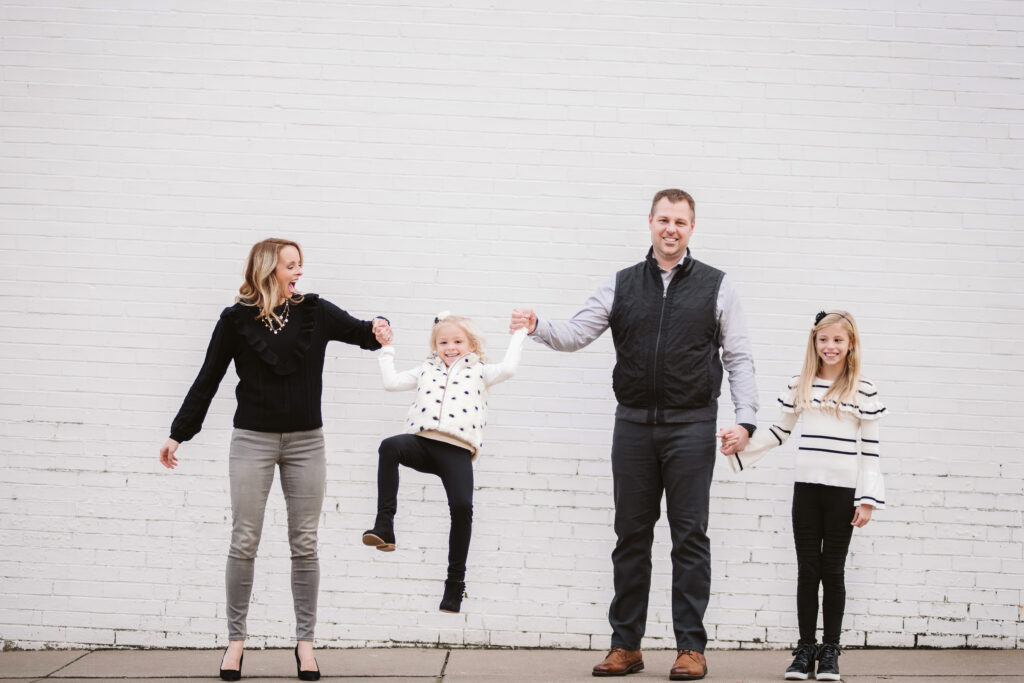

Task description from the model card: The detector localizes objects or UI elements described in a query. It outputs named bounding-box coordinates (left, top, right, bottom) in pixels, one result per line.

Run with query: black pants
left=608, top=418, right=716, bottom=652
left=376, top=434, right=474, bottom=581
left=791, top=482, right=856, bottom=646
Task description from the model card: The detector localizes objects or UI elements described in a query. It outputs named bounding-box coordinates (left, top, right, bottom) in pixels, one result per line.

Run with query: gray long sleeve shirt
left=531, top=251, right=759, bottom=425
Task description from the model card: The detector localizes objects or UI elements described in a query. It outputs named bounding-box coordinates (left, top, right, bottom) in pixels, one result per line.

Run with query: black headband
left=815, top=310, right=853, bottom=327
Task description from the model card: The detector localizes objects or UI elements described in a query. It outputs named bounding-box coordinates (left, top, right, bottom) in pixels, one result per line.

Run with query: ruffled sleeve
left=850, top=379, right=887, bottom=421
left=854, top=380, right=887, bottom=508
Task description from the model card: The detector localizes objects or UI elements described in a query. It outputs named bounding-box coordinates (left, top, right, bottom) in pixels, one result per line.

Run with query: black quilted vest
left=608, top=249, right=724, bottom=424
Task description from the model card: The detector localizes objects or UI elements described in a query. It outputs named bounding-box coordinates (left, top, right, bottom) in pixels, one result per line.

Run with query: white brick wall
left=1, top=0, right=1022, bottom=650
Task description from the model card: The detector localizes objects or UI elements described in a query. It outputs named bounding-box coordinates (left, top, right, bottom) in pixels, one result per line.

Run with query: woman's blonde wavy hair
left=236, top=238, right=305, bottom=325
left=429, top=312, right=487, bottom=362
left=793, top=310, right=861, bottom=416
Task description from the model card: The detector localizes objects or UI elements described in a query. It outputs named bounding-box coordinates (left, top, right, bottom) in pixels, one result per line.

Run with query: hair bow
left=434, top=310, right=451, bottom=324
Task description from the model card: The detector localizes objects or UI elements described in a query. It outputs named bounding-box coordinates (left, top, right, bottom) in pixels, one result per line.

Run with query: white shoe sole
left=784, top=673, right=809, bottom=680
left=817, top=674, right=840, bottom=681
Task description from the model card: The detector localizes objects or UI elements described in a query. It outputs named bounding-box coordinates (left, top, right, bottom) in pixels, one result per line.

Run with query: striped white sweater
left=726, top=376, right=887, bottom=509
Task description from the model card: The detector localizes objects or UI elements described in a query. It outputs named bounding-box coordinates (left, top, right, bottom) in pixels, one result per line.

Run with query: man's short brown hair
left=650, top=188, right=695, bottom=221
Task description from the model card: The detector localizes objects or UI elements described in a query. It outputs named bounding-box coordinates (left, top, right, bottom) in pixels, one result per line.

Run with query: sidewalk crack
left=35, top=649, right=93, bottom=679
left=435, top=648, right=451, bottom=682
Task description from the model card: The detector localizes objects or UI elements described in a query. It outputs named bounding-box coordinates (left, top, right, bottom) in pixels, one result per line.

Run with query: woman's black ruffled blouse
left=169, top=295, right=381, bottom=442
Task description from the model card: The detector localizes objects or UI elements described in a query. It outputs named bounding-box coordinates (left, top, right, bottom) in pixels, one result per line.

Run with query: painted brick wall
left=1, top=0, right=1022, bottom=650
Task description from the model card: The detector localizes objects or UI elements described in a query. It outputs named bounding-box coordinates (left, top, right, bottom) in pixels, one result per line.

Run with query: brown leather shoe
left=669, top=649, right=707, bottom=680
left=592, top=647, right=643, bottom=676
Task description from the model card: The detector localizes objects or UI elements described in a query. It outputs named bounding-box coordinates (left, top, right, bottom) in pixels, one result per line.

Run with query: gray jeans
left=226, top=427, right=326, bottom=641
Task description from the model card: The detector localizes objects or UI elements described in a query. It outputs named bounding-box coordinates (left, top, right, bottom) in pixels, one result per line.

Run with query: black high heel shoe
left=294, top=644, right=321, bottom=681
left=219, top=648, right=243, bottom=682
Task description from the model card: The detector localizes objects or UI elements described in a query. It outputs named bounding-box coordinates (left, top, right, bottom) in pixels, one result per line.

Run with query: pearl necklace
left=262, top=300, right=290, bottom=335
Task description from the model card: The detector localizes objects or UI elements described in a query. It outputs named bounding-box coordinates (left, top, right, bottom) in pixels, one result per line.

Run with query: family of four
left=159, top=189, right=886, bottom=682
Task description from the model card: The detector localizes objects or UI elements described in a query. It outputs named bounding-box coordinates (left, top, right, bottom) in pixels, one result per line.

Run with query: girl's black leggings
left=376, top=434, right=474, bottom=582
left=791, top=482, right=856, bottom=646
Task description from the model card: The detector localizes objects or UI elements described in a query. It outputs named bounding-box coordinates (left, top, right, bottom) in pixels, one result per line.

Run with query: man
left=510, top=189, right=757, bottom=680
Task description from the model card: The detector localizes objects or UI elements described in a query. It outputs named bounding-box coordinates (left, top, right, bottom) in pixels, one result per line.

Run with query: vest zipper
left=437, top=355, right=470, bottom=418
left=651, top=286, right=668, bottom=424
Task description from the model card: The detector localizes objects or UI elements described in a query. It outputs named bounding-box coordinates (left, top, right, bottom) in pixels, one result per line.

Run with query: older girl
left=159, top=238, right=389, bottom=681
left=362, top=313, right=526, bottom=614
left=719, top=310, right=886, bottom=682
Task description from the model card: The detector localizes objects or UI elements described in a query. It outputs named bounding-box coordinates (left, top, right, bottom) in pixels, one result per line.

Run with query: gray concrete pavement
left=0, top=648, right=1021, bottom=682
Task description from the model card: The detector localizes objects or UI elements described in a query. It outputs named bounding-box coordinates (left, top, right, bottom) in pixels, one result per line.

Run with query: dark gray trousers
left=608, top=418, right=716, bottom=652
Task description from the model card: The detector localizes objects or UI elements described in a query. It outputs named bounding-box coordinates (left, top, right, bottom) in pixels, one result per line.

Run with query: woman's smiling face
left=275, top=245, right=303, bottom=301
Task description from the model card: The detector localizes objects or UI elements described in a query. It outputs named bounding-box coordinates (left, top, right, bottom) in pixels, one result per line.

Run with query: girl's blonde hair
left=793, top=310, right=862, bottom=416
left=236, top=238, right=305, bottom=325
left=429, top=312, right=487, bottom=362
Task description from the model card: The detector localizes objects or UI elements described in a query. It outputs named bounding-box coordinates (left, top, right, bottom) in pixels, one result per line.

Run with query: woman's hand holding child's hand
left=373, top=318, right=393, bottom=346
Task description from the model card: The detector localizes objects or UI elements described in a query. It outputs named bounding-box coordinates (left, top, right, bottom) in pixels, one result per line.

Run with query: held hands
left=373, top=317, right=393, bottom=346
left=159, top=438, right=180, bottom=469
left=716, top=425, right=750, bottom=455
left=851, top=504, right=873, bottom=527
left=509, top=307, right=537, bottom=334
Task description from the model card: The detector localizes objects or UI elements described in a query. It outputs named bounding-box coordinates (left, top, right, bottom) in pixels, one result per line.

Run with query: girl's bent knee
left=379, top=434, right=414, bottom=452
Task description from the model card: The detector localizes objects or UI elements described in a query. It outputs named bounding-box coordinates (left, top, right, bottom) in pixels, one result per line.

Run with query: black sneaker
left=816, top=643, right=841, bottom=681
left=784, top=643, right=817, bottom=680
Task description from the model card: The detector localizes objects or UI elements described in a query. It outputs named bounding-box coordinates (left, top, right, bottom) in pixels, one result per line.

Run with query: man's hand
left=716, top=425, right=750, bottom=455
left=373, top=317, right=393, bottom=346
left=510, top=308, right=537, bottom=334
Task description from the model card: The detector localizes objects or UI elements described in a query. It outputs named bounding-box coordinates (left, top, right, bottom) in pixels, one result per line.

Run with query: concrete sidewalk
left=1, top=648, right=1022, bottom=682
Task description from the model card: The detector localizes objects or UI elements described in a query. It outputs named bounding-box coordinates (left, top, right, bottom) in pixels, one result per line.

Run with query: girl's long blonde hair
left=793, top=310, right=861, bottom=416
left=236, top=238, right=305, bottom=325
left=429, top=312, right=487, bottom=362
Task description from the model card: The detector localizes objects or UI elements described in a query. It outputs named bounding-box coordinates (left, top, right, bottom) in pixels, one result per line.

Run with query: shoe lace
left=818, top=643, right=841, bottom=665
left=790, top=644, right=815, bottom=666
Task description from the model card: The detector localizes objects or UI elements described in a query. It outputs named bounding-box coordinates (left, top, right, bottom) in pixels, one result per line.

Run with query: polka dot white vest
left=377, top=328, right=527, bottom=458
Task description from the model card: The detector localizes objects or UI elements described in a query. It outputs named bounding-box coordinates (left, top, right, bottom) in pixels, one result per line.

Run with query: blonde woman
left=720, top=310, right=887, bottom=682
left=159, top=238, right=390, bottom=681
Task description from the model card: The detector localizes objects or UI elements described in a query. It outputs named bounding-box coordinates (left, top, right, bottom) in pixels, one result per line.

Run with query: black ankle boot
left=439, top=579, right=466, bottom=613
left=361, top=519, right=395, bottom=551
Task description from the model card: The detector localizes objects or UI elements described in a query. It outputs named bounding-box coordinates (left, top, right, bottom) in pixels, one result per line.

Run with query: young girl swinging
left=362, top=312, right=527, bottom=613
